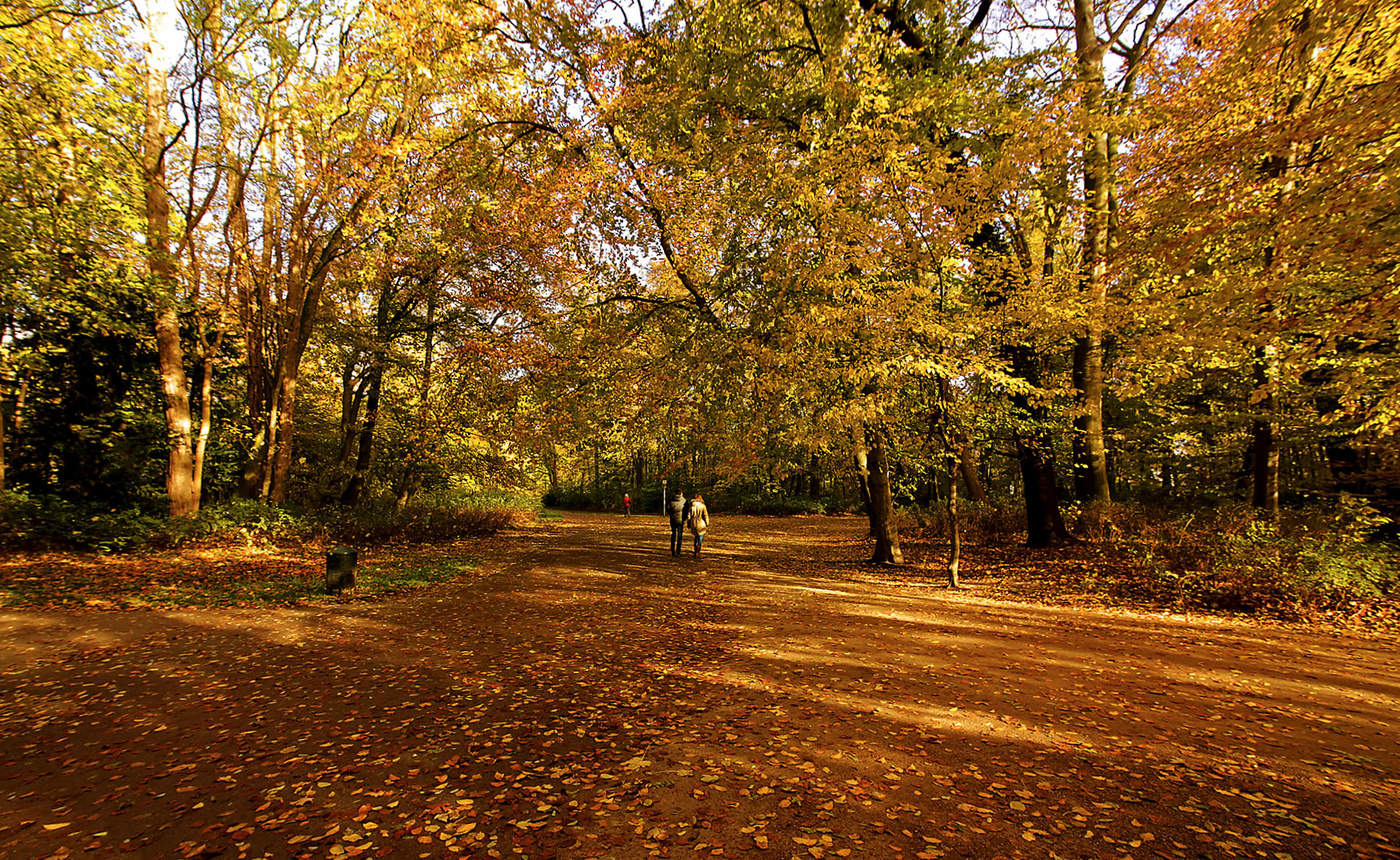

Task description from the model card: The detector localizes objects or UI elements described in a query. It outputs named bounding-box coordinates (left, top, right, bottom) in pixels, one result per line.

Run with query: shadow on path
left=1, top=512, right=1397, bottom=858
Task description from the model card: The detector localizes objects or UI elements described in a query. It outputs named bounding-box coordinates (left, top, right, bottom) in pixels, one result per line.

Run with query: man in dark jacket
left=667, top=491, right=687, bottom=557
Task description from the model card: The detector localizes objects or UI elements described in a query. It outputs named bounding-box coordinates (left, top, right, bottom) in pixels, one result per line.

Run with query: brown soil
left=1, top=512, right=1398, bottom=859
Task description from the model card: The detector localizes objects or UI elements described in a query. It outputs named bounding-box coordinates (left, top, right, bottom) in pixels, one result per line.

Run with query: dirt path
left=2, top=513, right=1398, bottom=858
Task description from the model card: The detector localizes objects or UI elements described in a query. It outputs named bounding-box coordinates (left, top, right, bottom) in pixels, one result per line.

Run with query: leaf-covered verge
left=899, top=501, right=1400, bottom=633
left=0, top=496, right=541, bottom=609
left=0, top=542, right=497, bottom=611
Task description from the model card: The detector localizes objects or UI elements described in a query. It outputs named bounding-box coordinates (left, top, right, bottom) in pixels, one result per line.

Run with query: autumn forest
left=2, top=0, right=1400, bottom=855
left=5, top=0, right=1398, bottom=584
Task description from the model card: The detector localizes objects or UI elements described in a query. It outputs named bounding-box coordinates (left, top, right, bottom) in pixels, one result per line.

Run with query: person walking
left=687, top=492, right=709, bottom=557
left=623, top=492, right=631, bottom=516
left=666, top=490, right=687, bottom=557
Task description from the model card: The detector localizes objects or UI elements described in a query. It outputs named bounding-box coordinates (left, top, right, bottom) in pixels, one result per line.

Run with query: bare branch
left=956, top=0, right=996, bottom=48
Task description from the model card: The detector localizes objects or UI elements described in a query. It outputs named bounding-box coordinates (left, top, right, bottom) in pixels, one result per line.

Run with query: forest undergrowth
left=901, top=500, right=1400, bottom=633
left=0, top=497, right=535, bottom=610
left=3, top=496, right=1397, bottom=633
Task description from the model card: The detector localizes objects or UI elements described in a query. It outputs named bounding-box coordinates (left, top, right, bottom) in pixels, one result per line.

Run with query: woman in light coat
left=687, top=493, right=709, bottom=557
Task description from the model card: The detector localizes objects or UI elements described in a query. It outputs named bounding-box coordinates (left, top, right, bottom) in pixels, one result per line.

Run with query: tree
left=1122, top=0, right=1400, bottom=513
left=0, top=7, right=151, bottom=502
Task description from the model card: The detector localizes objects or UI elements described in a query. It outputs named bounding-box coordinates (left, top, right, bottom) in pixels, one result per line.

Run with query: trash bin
left=326, top=546, right=358, bottom=594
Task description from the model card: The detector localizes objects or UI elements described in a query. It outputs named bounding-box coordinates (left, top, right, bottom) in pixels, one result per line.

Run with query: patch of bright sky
left=140, top=0, right=181, bottom=68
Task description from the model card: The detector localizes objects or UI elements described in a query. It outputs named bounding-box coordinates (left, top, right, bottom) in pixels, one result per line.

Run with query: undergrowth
left=913, top=496, right=1399, bottom=621
left=0, top=492, right=532, bottom=554
left=1095, top=499, right=1398, bottom=618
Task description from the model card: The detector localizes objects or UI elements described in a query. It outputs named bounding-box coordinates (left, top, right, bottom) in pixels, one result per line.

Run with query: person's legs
left=670, top=524, right=682, bottom=556
left=693, top=532, right=703, bottom=557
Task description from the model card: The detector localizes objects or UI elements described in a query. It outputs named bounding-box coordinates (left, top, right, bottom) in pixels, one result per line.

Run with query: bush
left=1, top=489, right=535, bottom=554
left=542, top=487, right=662, bottom=513
left=725, top=493, right=827, bottom=515
left=913, top=501, right=1025, bottom=545
left=420, top=489, right=543, bottom=512
left=542, top=488, right=609, bottom=511
left=1119, top=500, right=1399, bottom=616
left=0, top=489, right=161, bottom=552
left=316, top=502, right=527, bottom=545
left=151, top=499, right=310, bottom=549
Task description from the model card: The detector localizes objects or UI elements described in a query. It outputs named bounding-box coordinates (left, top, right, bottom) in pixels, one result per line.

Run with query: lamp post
left=661, top=479, right=667, bottom=514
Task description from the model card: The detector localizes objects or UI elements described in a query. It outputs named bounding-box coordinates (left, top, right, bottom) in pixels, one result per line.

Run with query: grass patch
left=121, top=554, right=484, bottom=607
left=352, top=556, right=480, bottom=598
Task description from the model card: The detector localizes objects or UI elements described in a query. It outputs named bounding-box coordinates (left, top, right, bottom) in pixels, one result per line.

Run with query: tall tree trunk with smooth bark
left=959, top=445, right=988, bottom=504
left=145, top=6, right=198, bottom=518
left=1251, top=7, right=1315, bottom=520
left=1011, top=347, right=1069, bottom=547
left=1072, top=0, right=1112, bottom=504
left=945, top=455, right=960, bottom=587
left=853, top=445, right=874, bottom=533
left=865, top=425, right=903, bottom=564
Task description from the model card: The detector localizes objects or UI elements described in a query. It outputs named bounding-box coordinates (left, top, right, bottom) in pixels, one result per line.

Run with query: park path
left=1, top=512, right=1398, bottom=859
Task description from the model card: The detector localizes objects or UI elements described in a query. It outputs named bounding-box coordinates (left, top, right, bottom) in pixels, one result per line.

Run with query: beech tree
left=0, top=8, right=149, bottom=501
left=1122, top=0, right=1400, bottom=513
left=3, top=0, right=1395, bottom=547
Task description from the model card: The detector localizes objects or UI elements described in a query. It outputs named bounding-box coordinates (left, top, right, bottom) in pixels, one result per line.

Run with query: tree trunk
left=394, top=291, right=437, bottom=511
left=341, top=364, right=382, bottom=507
left=1251, top=343, right=1280, bottom=517
left=0, top=371, right=25, bottom=493
left=958, top=445, right=988, bottom=504
left=0, top=389, right=6, bottom=493
left=329, top=361, right=370, bottom=498
left=241, top=223, right=352, bottom=503
left=1010, top=348, right=1068, bottom=547
left=0, top=360, right=14, bottom=493
left=145, top=8, right=198, bottom=518
left=267, top=372, right=298, bottom=503
left=853, top=445, right=873, bottom=532
left=1072, top=0, right=1112, bottom=505
left=546, top=446, right=559, bottom=493
left=946, top=456, right=960, bottom=587
left=191, top=350, right=218, bottom=505
left=236, top=124, right=280, bottom=500
left=1017, top=436, right=1066, bottom=547
left=865, top=426, right=903, bottom=564
left=1250, top=8, right=1314, bottom=520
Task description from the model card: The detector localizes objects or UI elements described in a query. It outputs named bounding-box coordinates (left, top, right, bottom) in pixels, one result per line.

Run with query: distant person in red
left=623, top=492, right=632, bottom=516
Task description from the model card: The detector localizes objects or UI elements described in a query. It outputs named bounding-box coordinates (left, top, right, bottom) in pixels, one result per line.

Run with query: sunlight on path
left=2, top=512, right=1398, bottom=858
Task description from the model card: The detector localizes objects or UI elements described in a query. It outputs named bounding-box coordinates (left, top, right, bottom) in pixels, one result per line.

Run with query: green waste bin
left=326, top=546, right=358, bottom=594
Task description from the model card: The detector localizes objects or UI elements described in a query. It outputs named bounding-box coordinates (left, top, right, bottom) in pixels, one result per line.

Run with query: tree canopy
left=0, top=0, right=1396, bottom=559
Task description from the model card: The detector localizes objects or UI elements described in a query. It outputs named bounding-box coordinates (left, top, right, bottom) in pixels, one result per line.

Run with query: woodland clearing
left=1, top=513, right=1398, bottom=858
